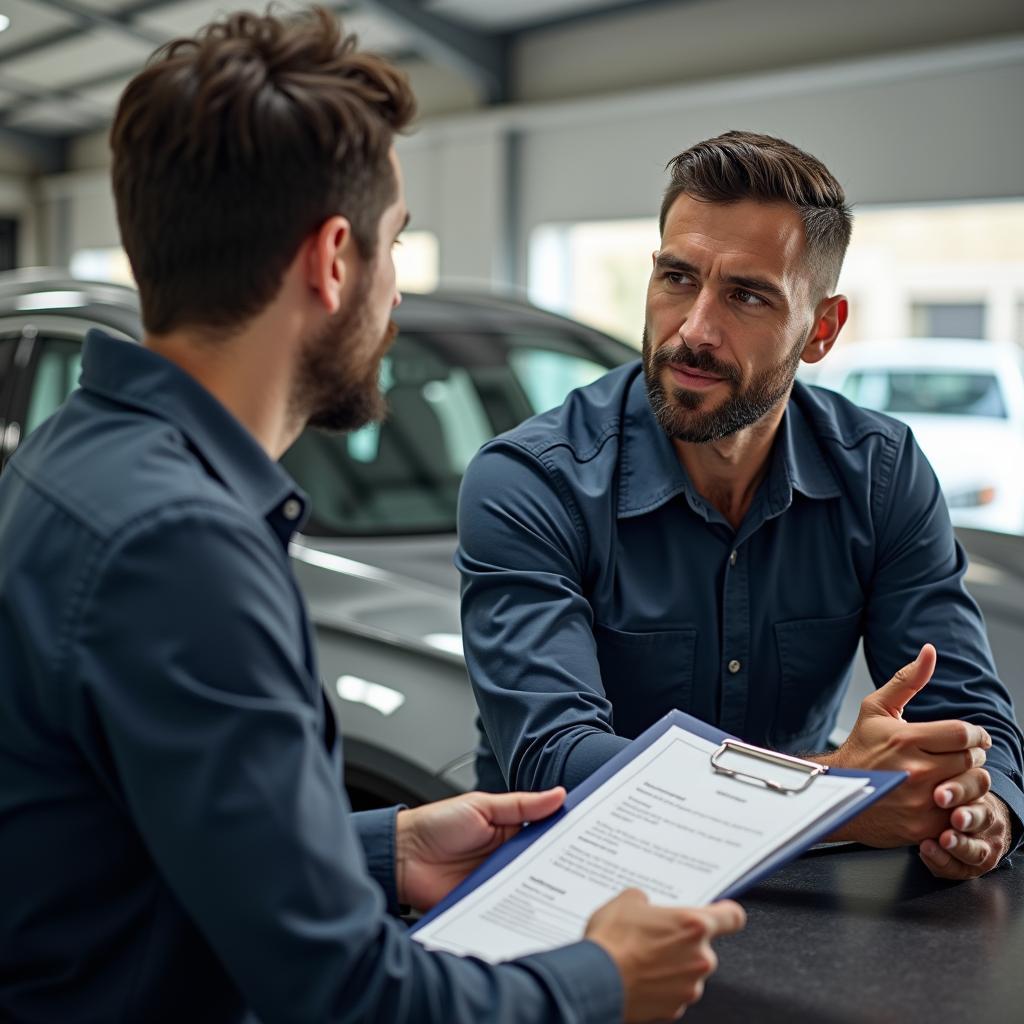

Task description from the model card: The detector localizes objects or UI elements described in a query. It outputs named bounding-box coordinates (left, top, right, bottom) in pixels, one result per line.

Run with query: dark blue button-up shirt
left=0, top=330, right=620, bottom=1023
left=458, top=361, right=1024, bottom=847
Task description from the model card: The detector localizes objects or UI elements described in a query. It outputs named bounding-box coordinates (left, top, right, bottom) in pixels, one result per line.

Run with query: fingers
left=919, top=837, right=972, bottom=879
left=480, top=787, right=566, bottom=826
left=949, top=797, right=993, bottom=835
left=915, top=719, right=992, bottom=755
left=920, top=835, right=990, bottom=877
left=933, top=768, right=991, bottom=811
left=913, top=748, right=988, bottom=785
left=938, top=827, right=992, bottom=865
left=616, top=887, right=650, bottom=907
left=869, top=644, right=936, bottom=717
left=696, top=900, right=746, bottom=938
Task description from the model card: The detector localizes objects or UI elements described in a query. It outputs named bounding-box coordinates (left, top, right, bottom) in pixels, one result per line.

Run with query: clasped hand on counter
left=817, top=643, right=1011, bottom=878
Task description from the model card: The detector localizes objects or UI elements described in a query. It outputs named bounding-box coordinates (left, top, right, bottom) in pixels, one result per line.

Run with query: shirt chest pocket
left=593, top=623, right=698, bottom=740
left=771, top=610, right=863, bottom=750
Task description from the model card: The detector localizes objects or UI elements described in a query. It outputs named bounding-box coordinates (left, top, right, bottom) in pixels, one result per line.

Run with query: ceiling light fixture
left=0, top=15, right=11, bottom=33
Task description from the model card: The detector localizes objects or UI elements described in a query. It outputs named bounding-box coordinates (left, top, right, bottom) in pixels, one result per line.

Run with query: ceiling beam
left=25, top=0, right=169, bottom=46
left=0, top=64, right=137, bottom=135
left=509, top=0, right=696, bottom=36
left=0, top=0, right=170, bottom=65
left=358, top=0, right=508, bottom=103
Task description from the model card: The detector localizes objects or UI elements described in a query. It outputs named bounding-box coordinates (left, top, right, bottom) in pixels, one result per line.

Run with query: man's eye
left=735, top=289, right=766, bottom=307
left=665, top=272, right=692, bottom=286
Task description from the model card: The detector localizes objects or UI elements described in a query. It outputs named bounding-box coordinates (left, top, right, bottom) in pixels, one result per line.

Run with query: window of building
left=529, top=219, right=655, bottom=347
left=70, top=247, right=134, bottom=285
left=70, top=230, right=441, bottom=296
left=529, top=200, right=1024, bottom=350
left=910, top=302, right=986, bottom=339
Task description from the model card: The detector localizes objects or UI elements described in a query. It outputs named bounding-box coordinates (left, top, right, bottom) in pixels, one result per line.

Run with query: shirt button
left=728, top=659, right=742, bottom=674
left=281, top=498, right=302, bottom=521
left=729, top=549, right=738, bottom=566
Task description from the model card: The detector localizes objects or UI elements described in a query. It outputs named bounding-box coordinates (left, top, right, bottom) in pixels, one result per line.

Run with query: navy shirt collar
left=80, top=329, right=308, bottom=537
left=617, top=369, right=840, bottom=520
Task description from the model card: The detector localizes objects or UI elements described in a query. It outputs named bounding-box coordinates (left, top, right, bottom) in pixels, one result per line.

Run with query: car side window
left=0, top=329, right=41, bottom=467
left=281, top=332, right=495, bottom=536
left=281, top=326, right=626, bottom=537
left=24, top=337, right=84, bottom=437
left=0, top=336, right=15, bottom=417
left=0, top=337, right=16, bottom=463
left=508, top=348, right=609, bottom=414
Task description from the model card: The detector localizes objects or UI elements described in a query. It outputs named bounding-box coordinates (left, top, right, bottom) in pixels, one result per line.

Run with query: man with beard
left=459, top=131, right=1023, bottom=879
left=0, top=11, right=746, bottom=1023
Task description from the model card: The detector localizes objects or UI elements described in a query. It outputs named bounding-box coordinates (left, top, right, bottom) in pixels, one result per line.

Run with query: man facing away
left=460, top=131, right=1023, bottom=880
left=0, top=10, right=744, bottom=1022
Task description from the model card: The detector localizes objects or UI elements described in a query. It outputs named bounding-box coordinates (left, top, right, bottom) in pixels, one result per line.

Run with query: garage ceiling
left=0, top=0, right=662, bottom=143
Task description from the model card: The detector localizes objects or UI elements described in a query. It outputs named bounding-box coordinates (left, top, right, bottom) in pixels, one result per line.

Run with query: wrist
left=395, top=806, right=411, bottom=905
left=393, top=807, right=418, bottom=907
left=985, top=793, right=1013, bottom=861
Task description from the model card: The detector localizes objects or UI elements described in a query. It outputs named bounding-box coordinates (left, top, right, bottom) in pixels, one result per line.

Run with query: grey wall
left=19, top=18, right=1024, bottom=291
left=398, top=34, right=1024, bottom=288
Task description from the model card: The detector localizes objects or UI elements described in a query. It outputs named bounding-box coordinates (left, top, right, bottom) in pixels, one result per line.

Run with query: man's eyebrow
left=655, top=252, right=785, bottom=301
left=654, top=253, right=697, bottom=274
left=724, top=273, right=786, bottom=301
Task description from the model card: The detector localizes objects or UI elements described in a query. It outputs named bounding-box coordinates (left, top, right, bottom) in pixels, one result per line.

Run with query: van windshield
left=841, top=370, right=1007, bottom=419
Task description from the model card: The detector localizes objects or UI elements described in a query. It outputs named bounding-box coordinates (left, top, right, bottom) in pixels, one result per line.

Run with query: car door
left=0, top=326, right=39, bottom=472
left=0, top=318, right=95, bottom=474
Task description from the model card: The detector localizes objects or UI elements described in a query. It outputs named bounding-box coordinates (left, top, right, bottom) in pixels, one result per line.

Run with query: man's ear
left=801, top=295, right=848, bottom=365
left=306, top=215, right=353, bottom=314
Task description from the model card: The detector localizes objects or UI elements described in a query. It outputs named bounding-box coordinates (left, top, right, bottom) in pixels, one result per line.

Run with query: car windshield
left=280, top=327, right=619, bottom=536
left=840, top=370, right=1008, bottom=419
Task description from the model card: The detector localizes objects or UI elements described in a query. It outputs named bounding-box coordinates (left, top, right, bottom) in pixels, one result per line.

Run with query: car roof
left=0, top=268, right=635, bottom=357
left=823, top=338, right=1024, bottom=373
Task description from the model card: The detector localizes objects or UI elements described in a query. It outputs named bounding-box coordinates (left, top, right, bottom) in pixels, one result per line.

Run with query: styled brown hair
left=110, top=6, right=416, bottom=335
left=659, top=130, right=852, bottom=296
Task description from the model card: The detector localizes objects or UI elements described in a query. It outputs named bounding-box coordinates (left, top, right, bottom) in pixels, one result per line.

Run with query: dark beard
left=294, top=297, right=398, bottom=434
left=642, top=327, right=803, bottom=443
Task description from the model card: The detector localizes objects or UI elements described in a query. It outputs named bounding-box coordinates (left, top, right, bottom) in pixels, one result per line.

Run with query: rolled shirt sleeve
left=68, top=502, right=624, bottom=1023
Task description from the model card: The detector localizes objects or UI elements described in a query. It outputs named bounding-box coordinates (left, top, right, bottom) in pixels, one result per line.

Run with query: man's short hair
left=110, top=6, right=416, bottom=335
left=659, top=130, right=853, bottom=297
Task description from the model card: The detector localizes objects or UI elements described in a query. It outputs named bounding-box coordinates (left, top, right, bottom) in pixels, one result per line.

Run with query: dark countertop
left=690, top=844, right=1024, bottom=1023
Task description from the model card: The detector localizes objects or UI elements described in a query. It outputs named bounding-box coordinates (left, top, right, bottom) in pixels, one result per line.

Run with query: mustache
left=650, top=342, right=740, bottom=384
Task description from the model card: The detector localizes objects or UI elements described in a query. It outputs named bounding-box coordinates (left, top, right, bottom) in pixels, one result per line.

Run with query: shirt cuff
left=559, top=731, right=632, bottom=790
left=352, top=806, right=404, bottom=915
left=518, top=939, right=623, bottom=1024
left=987, top=766, right=1024, bottom=859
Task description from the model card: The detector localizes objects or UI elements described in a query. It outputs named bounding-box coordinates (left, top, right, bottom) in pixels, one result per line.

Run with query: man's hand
left=823, top=644, right=996, bottom=854
left=395, top=788, right=565, bottom=912
left=585, top=889, right=745, bottom=1023
left=920, top=790, right=1012, bottom=880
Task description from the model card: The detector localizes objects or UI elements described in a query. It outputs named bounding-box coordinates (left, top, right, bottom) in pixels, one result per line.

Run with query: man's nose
left=679, top=288, right=722, bottom=350
left=392, top=287, right=403, bottom=310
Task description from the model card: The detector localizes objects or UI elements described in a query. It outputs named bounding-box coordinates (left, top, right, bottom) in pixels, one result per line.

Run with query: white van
left=810, top=338, right=1024, bottom=536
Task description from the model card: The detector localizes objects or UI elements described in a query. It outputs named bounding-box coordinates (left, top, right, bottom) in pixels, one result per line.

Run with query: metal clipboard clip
left=710, top=738, right=828, bottom=795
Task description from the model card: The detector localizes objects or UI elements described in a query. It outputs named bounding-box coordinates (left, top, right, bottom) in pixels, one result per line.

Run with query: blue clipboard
left=412, top=710, right=906, bottom=934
